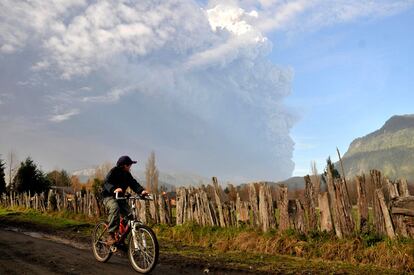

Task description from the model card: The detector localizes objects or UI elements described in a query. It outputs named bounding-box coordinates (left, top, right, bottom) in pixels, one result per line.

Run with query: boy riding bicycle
left=102, top=156, right=148, bottom=245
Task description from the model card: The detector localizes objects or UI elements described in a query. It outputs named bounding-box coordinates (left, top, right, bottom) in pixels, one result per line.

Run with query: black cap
left=116, top=156, right=137, bottom=166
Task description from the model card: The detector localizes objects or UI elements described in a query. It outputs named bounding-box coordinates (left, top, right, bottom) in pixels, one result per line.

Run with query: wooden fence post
left=248, top=183, right=259, bottom=227
left=326, top=170, right=343, bottom=238
left=390, top=196, right=414, bottom=238
left=175, top=187, right=185, bottom=225
left=356, top=175, right=369, bottom=232
left=304, top=175, right=317, bottom=231
left=258, top=184, right=275, bottom=232
left=376, top=189, right=395, bottom=239
left=398, top=179, right=410, bottom=197
left=371, top=170, right=386, bottom=236
left=213, top=177, right=226, bottom=227
left=334, top=178, right=354, bottom=236
left=278, top=185, right=289, bottom=231
left=386, top=179, right=399, bottom=200
left=318, top=192, right=333, bottom=232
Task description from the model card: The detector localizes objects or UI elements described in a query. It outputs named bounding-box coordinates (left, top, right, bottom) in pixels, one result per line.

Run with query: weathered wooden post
left=326, top=169, right=343, bottom=238
left=137, top=199, right=146, bottom=224
left=47, top=190, right=53, bottom=211
left=318, top=192, right=333, bottom=232
left=166, top=193, right=173, bottom=225
left=376, top=189, right=395, bottom=239
left=290, top=199, right=306, bottom=232
left=248, top=183, right=259, bottom=227
left=390, top=195, right=414, bottom=238
left=149, top=194, right=160, bottom=224
left=386, top=179, right=399, bottom=200
left=186, top=187, right=195, bottom=223
left=278, top=185, right=289, bottom=231
left=258, top=184, right=275, bottom=232
left=370, top=170, right=386, bottom=236
left=175, top=187, right=185, bottom=225
left=304, top=175, right=317, bottom=231
left=202, top=188, right=215, bottom=226
left=397, top=179, right=410, bottom=197
left=356, top=175, right=369, bottom=232
left=158, top=195, right=165, bottom=224
left=335, top=178, right=354, bottom=236
left=213, top=177, right=226, bottom=227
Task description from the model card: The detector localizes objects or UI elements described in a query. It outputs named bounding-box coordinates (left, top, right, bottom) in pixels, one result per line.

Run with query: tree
left=71, top=175, right=82, bottom=192
left=90, top=162, right=113, bottom=198
left=321, top=157, right=341, bottom=188
left=47, top=169, right=71, bottom=187
left=145, top=151, right=159, bottom=194
left=13, top=157, right=50, bottom=194
left=0, top=157, right=6, bottom=194
left=7, top=151, right=17, bottom=191
left=94, top=162, right=113, bottom=181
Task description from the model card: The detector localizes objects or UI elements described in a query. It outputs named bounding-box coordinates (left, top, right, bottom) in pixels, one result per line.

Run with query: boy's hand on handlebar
left=114, top=188, right=123, bottom=193
left=141, top=190, right=149, bottom=196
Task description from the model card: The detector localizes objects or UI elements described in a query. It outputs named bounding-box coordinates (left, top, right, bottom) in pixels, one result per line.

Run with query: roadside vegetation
left=0, top=206, right=412, bottom=273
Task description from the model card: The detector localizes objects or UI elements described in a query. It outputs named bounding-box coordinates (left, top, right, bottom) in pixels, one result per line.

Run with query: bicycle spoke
left=96, top=227, right=108, bottom=241
left=138, top=244, right=154, bottom=259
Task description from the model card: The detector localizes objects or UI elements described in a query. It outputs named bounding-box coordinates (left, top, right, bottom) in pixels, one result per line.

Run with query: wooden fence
left=1, top=170, right=413, bottom=239
left=0, top=190, right=173, bottom=226
left=175, top=172, right=414, bottom=238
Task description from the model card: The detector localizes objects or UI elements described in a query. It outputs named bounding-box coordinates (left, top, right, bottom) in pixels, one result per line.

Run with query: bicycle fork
left=132, top=222, right=146, bottom=251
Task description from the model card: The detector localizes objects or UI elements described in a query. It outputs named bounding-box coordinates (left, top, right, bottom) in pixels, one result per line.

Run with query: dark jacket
left=102, top=166, right=144, bottom=198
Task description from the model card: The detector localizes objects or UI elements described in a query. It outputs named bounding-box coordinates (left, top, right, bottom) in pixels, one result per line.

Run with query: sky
left=1, top=0, right=414, bottom=183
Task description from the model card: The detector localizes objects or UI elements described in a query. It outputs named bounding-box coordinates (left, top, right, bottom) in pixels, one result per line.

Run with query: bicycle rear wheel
left=128, top=224, right=159, bottom=273
left=92, top=221, right=112, bottom=262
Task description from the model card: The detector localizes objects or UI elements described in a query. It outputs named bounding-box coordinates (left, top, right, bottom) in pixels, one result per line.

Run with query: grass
left=153, top=223, right=414, bottom=272
left=0, top=206, right=412, bottom=273
left=0, top=207, right=94, bottom=238
left=161, top=243, right=401, bottom=274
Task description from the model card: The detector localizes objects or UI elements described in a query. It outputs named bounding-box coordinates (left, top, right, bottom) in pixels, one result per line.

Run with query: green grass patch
left=0, top=207, right=94, bottom=234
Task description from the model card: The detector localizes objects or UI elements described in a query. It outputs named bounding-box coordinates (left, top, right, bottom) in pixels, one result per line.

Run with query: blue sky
left=274, top=7, right=414, bottom=176
left=1, top=1, right=414, bottom=183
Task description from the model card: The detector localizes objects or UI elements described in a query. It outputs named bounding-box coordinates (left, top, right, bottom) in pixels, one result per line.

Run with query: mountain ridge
left=341, top=114, right=414, bottom=181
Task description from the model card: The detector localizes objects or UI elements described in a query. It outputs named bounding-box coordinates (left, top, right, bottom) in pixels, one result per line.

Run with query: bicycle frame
left=113, top=193, right=151, bottom=249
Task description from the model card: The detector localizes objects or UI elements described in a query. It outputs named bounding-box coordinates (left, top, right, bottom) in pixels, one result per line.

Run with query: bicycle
left=92, top=193, right=159, bottom=273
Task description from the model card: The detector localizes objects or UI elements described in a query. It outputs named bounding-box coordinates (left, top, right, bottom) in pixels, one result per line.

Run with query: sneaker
left=107, top=233, right=116, bottom=245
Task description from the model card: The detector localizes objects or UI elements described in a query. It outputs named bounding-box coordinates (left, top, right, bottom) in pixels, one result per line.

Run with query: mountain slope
left=341, top=114, right=414, bottom=180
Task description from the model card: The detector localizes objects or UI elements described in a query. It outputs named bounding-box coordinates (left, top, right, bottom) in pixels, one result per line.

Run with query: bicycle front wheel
left=92, top=221, right=112, bottom=263
left=128, top=224, right=159, bottom=273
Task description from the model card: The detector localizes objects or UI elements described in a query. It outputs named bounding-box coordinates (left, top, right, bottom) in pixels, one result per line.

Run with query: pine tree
left=47, top=170, right=71, bottom=187
left=0, top=157, right=6, bottom=194
left=145, top=151, right=159, bottom=194
left=13, top=157, right=50, bottom=194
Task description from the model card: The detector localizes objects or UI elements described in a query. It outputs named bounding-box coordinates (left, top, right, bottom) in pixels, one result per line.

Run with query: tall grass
left=154, top=223, right=414, bottom=272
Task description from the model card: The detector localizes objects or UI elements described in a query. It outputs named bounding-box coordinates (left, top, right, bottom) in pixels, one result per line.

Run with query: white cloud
left=49, top=109, right=80, bottom=123
left=81, top=87, right=132, bottom=103
left=241, top=0, right=414, bottom=33
left=207, top=4, right=259, bottom=36
left=32, top=61, right=50, bottom=71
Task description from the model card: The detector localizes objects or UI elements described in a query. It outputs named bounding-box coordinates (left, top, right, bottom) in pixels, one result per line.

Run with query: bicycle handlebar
left=115, top=191, right=154, bottom=201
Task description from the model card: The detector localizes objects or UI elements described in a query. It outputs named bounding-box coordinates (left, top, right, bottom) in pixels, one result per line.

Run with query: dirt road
left=0, top=229, right=246, bottom=275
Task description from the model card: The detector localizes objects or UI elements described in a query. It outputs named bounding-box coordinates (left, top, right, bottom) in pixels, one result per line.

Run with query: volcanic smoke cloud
left=0, top=0, right=296, bottom=181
